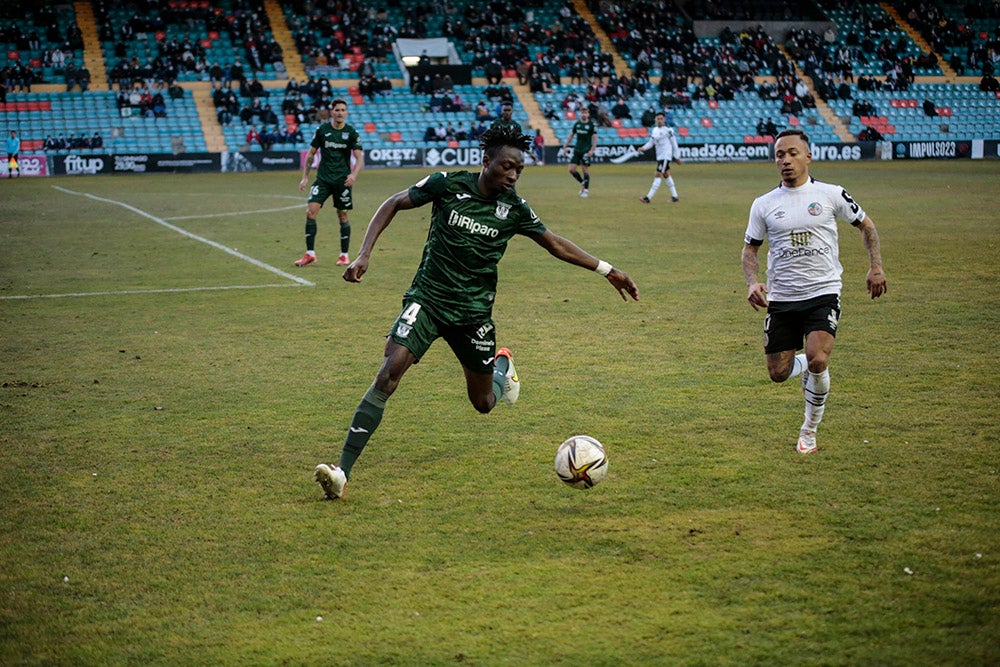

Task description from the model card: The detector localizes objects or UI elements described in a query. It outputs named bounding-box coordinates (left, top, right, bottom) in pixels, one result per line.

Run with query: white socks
left=786, top=353, right=828, bottom=432
left=802, top=368, right=830, bottom=431
left=646, top=177, right=662, bottom=200
left=666, top=175, right=677, bottom=198
left=788, top=353, right=807, bottom=379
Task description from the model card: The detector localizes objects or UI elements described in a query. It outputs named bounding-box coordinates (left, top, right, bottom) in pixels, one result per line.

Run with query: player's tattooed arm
left=742, top=243, right=768, bottom=311
left=857, top=216, right=887, bottom=299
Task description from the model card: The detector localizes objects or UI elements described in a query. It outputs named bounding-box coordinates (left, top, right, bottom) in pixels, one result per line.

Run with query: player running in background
left=294, top=98, right=364, bottom=267
left=561, top=106, right=598, bottom=197
left=636, top=112, right=681, bottom=203
left=742, top=129, right=887, bottom=454
left=314, top=124, right=640, bottom=500
left=490, top=100, right=519, bottom=131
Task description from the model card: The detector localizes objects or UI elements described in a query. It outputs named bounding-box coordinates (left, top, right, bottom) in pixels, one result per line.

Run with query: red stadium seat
left=708, top=99, right=719, bottom=109
left=389, top=131, right=402, bottom=142
left=611, top=118, right=623, bottom=128
left=564, top=110, right=576, bottom=120
left=364, top=122, right=376, bottom=132
left=677, top=126, right=689, bottom=137
left=7, top=50, right=18, bottom=61
left=788, top=115, right=800, bottom=126
left=701, top=117, right=713, bottom=127
left=351, top=95, right=364, bottom=105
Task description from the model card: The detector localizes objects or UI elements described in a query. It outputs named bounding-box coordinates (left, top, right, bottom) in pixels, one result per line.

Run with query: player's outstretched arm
left=343, top=190, right=416, bottom=283
left=530, top=230, right=639, bottom=301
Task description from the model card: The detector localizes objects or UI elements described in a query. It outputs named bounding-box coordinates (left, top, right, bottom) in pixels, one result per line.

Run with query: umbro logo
left=456, top=193, right=472, bottom=200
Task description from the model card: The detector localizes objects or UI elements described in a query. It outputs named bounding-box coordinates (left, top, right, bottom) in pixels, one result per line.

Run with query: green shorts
left=308, top=178, right=353, bottom=210
left=570, top=149, right=591, bottom=166
left=388, top=300, right=496, bottom=373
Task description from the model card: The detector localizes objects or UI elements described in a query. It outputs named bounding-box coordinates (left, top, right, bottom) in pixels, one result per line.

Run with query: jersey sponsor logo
left=447, top=209, right=500, bottom=237
left=808, top=202, right=823, bottom=216
left=776, top=245, right=832, bottom=259
left=494, top=202, right=510, bottom=220
left=324, top=141, right=349, bottom=149
left=790, top=230, right=812, bottom=247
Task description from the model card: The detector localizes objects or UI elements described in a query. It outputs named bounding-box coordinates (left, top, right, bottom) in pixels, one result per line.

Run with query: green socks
left=340, top=221, right=350, bottom=254
left=338, top=384, right=389, bottom=479
left=305, top=218, right=317, bottom=252
left=492, top=354, right=509, bottom=403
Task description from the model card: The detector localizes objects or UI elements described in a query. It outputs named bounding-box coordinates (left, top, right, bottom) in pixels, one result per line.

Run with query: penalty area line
left=52, top=186, right=314, bottom=287
left=0, top=284, right=305, bottom=301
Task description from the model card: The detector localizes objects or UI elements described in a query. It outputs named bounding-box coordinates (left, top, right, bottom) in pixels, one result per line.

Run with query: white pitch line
left=1, top=284, right=302, bottom=301
left=52, top=186, right=314, bottom=287
left=165, top=204, right=302, bottom=221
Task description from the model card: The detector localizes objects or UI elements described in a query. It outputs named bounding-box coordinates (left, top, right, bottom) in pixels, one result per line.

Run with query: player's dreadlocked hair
left=480, top=123, right=531, bottom=157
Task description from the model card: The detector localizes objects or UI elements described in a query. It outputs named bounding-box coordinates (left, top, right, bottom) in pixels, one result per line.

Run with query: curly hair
left=480, top=123, right=531, bottom=157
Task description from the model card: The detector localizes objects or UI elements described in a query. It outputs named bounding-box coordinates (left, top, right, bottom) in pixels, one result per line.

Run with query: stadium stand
left=1, top=4, right=86, bottom=88
left=0, top=0, right=997, bottom=156
left=1, top=89, right=206, bottom=154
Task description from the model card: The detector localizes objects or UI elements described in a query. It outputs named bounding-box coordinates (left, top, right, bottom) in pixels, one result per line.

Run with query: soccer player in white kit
left=742, top=129, right=887, bottom=454
left=637, top=112, right=681, bottom=203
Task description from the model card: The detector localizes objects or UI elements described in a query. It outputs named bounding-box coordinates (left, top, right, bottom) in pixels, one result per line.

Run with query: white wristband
left=595, top=260, right=612, bottom=277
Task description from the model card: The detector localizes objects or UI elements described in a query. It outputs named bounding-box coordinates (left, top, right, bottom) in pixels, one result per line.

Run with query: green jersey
left=570, top=119, right=597, bottom=152
left=490, top=117, right=521, bottom=132
left=310, top=121, right=362, bottom=183
left=405, top=170, right=547, bottom=325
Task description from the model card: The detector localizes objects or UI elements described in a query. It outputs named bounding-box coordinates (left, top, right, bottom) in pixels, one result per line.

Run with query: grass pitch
left=1, top=160, right=998, bottom=665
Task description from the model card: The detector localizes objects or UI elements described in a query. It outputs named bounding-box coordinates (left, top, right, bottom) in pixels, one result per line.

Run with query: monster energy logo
left=790, top=230, right=812, bottom=247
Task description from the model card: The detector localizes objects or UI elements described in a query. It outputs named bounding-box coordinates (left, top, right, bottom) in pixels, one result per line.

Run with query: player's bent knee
left=768, top=370, right=790, bottom=383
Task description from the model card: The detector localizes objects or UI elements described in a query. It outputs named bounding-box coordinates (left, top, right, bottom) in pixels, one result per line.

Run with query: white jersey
left=640, top=125, right=679, bottom=161
left=744, top=177, right=866, bottom=302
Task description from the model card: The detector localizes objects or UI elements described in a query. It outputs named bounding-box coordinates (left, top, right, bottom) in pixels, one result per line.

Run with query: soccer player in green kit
left=315, top=125, right=640, bottom=500
left=561, top=106, right=598, bottom=197
left=294, top=98, right=364, bottom=267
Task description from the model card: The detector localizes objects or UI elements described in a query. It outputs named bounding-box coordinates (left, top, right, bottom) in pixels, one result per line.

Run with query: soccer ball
left=554, top=435, right=608, bottom=489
